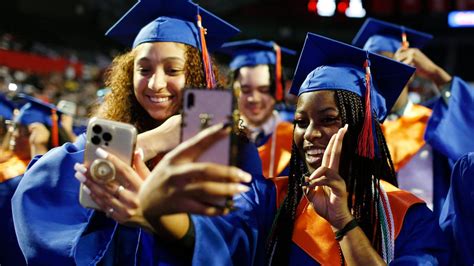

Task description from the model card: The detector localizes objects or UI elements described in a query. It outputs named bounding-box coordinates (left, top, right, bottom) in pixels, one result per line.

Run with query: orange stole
left=382, top=104, right=432, bottom=171
left=258, top=122, right=293, bottom=178
left=272, top=177, right=424, bottom=265
left=0, top=155, right=28, bottom=182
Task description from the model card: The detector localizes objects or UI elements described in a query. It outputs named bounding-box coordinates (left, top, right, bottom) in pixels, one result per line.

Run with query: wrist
left=432, top=67, right=452, bottom=87
left=331, top=214, right=355, bottom=232
left=334, top=218, right=358, bottom=241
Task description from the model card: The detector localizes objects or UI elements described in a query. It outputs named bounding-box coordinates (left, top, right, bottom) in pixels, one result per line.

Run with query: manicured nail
left=75, top=171, right=87, bottom=183
left=74, top=163, right=87, bottom=174
left=238, top=170, right=252, bottom=183
left=236, top=184, right=250, bottom=193
left=95, top=147, right=108, bottom=159
left=135, top=148, right=144, bottom=160
left=344, top=124, right=348, bottom=130
left=82, top=185, right=91, bottom=195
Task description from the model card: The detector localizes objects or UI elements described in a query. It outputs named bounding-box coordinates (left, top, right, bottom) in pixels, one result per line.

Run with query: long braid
left=265, top=141, right=306, bottom=265
left=335, top=90, right=397, bottom=255
left=266, top=89, right=397, bottom=263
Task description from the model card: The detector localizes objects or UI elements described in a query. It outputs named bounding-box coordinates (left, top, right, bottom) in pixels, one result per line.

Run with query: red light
left=308, top=0, right=317, bottom=13
left=337, top=1, right=348, bottom=13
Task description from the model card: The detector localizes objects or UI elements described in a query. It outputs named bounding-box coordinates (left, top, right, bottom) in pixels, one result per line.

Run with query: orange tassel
left=401, top=32, right=409, bottom=49
left=357, top=59, right=375, bottom=159
left=51, top=109, right=59, bottom=147
left=273, top=43, right=283, bottom=102
left=197, top=14, right=216, bottom=89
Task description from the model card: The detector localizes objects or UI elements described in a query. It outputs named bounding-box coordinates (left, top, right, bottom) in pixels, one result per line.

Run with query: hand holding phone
left=79, top=117, right=137, bottom=209
left=181, top=88, right=234, bottom=166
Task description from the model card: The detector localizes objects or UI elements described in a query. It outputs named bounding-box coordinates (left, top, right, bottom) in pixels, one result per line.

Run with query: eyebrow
left=135, top=56, right=185, bottom=64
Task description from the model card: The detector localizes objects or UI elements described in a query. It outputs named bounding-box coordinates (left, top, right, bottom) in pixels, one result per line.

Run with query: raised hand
left=139, top=123, right=252, bottom=220
left=394, top=47, right=452, bottom=88
left=304, top=124, right=353, bottom=230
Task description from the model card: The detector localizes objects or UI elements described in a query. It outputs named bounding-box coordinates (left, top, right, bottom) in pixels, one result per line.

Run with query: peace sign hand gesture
left=304, top=124, right=353, bottom=230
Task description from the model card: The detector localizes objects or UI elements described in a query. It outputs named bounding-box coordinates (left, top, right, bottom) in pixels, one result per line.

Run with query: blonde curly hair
left=97, top=44, right=224, bottom=133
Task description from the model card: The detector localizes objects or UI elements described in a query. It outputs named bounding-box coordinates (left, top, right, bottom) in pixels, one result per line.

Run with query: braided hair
left=266, top=89, right=397, bottom=265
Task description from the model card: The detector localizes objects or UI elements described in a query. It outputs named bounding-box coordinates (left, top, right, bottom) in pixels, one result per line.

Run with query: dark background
left=1, top=0, right=473, bottom=80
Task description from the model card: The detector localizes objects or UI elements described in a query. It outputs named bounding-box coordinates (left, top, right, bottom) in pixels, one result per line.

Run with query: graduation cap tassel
left=401, top=27, right=409, bottom=49
left=273, top=43, right=283, bottom=102
left=357, top=56, right=375, bottom=159
left=197, top=12, right=217, bottom=89
left=51, top=109, right=59, bottom=147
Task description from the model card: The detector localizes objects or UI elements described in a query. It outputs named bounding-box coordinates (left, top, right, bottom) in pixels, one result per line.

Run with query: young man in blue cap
left=220, top=39, right=296, bottom=178
left=353, top=18, right=474, bottom=218
left=182, top=33, right=449, bottom=265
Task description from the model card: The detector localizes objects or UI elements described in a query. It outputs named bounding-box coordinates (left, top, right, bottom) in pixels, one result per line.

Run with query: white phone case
left=79, top=117, right=137, bottom=209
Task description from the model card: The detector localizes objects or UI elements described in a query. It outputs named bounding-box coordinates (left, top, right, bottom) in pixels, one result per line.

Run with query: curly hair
left=266, top=90, right=397, bottom=265
left=97, top=44, right=224, bottom=133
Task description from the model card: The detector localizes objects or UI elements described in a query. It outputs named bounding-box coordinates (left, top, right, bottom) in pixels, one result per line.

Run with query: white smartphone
left=181, top=89, right=234, bottom=165
left=79, top=117, right=137, bottom=209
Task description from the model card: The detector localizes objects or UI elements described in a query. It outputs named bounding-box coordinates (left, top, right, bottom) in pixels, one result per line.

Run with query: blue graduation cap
left=220, top=39, right=297, bottom=101
left=290, top=33, right=415, bottom=158
left=105, top=0, right=240, bottom=51
left=15, top=94, right=62, bottom=147
left=291, top=33, right=415, bottom=122
left=219, top=39, right=297, bottom=70
left=352, top=18, right=433, bottom=54
left=0, top=94, right=15, bottom=120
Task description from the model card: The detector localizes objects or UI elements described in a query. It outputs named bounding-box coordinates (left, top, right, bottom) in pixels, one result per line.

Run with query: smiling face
left=293, top=90, right=343, bottom=173
left=133, top=42, right=186, bottom=122
left=234, top=65, right=276, bottom=127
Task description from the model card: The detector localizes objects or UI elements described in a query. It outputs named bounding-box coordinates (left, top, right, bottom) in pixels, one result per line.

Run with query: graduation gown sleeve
left=425, top=77, right=474, bottom=162
left=439, top=152, right=474, bottom=266
left=11, top=134, right=126, bottom=265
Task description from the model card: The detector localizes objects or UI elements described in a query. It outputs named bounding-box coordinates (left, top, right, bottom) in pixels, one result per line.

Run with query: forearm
left=338, top=226, right=386, bottom=266
left=430, top=66, right=452, bottom=88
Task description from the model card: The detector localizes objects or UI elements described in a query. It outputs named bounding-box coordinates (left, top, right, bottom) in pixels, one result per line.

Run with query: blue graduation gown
left=425, top=77, right=474, bottom=163
left=11, top=133, right=264, bottom=265
left=439, top=152, right=474, bottom=266
left=12, top=134, right=143, bottom=265
left=190, top=184, right=450, bottom=265
left=0, top=175, right=26, bottom=266
left=421, top=77, right=474, bottom=217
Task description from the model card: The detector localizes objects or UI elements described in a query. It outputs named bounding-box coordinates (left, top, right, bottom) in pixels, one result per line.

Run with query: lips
left=304, top=146, right=325, bottom=165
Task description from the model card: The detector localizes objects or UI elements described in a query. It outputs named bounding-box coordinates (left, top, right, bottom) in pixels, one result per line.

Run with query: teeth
left=306, top=148, right=325, bottom=155
left=149, top=96, right=171, bottom=103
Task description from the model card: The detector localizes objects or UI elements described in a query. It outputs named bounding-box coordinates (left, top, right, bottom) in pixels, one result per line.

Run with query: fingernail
left=236, top=184, right=250, bottom=193
left=74, top=163, right=87, bottom=174
left=238, top=170, right=252, bottom=183
left=344, top=124, right=348, bottom=130
left=75, top=171, right=87, bottom=183
left=96, top=147, right=108, bottom=159
left=83, top=185, right=91, bottom=195
left=135, top=148, right=144, bottom=160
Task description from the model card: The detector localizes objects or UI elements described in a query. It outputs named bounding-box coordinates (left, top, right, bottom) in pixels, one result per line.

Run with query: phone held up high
left=79, top=117, right=137, bottom=209
left=181, top=88, right=236, bottom=166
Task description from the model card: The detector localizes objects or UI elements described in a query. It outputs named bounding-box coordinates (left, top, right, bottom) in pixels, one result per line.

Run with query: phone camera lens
left=91, top=136, right=101, bottom=145
left=102, top=132, right=112, bottom=142
left=92, top=125, right=102, bottom=134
